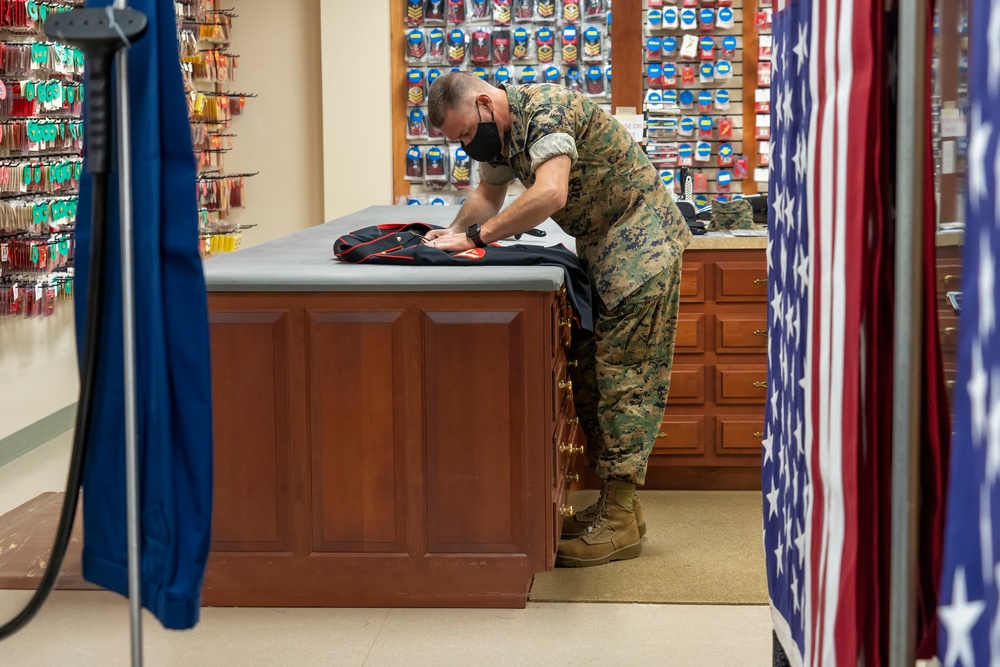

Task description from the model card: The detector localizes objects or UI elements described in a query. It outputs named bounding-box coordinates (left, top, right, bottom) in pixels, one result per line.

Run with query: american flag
left=764, top=0, right=886, bottom=663
left=937, top=0, right=1000, bottom=662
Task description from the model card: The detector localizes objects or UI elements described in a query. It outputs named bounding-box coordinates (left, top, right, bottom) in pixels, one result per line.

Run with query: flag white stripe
left=772, top=603, right=806, bottom=667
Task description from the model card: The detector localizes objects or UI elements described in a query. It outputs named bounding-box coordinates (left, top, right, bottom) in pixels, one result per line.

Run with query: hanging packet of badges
left=448, top=0, right=467, bottom=23
left=447, top=28, right=467, bottom=64
left=428, top=28, right=446, bottom=62
left=565, top=66, right=583, bottom=93
left=493, top=28, right=511, bottom=64
left=584, top=0, right=604, bottom=18
left=512, top=26, right=534, bottom=60
left=425, top=146, right=449, bottom=182
left=583, top=26, right=603, bottom=62
left=536, top=26, right=555, bottom=63
left=562, top=0, right=580, bottom=23
left=535, top=0, right=556, bottom=22
left=470, top=28, right=492, bottom=65
left=493, top=0, right=512, bottom=24
left=407, top=68, right=426, bottom=105
left=469, top=0, right=491, bottom=21
left=406, top=0, right=425, bottom=26
left=513, top=0, right=533, bottom=21
left=586, top=65, right=605, bottom=96
left=426, top=0, right=446, bottom=22
left=407, top=29, right=427, bottom=62
left=561, top=26, right=579, bottom=64
left=452, top=146, right=472, bottom=188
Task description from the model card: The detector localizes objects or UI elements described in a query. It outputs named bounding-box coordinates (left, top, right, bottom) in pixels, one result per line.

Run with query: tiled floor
left=0, top=434, right=774, bottom=666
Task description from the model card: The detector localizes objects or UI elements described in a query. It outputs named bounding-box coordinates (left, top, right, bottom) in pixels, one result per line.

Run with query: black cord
left=0, top=47, right=115, bottom=641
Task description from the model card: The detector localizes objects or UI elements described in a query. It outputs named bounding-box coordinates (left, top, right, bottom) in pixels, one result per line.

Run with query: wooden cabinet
left=584, top=247, right=768, bottom=491
left=203, top=289, right=577, bottom=608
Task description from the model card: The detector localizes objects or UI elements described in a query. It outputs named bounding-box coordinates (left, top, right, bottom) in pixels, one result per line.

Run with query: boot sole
left=561, top=522, right=646, bottom=541
left=555, top=541, right=643, bottom=568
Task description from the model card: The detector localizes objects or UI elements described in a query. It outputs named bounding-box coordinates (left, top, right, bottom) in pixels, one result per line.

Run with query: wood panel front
left=667, top=364, right=707, bottom=405
left=209, top=310, right=293, bottom=552
left=716, top=365, right=769, bottom=405
left=675, top=312, right=707, bottom=354
left=423, top=310, right=526, bottom=554
left=680, top=262, right=706, bottom=303
left=653, top=415, right=706, bottom=456
left=715, top=261, right=768, bottom=302
left=306, top=310, right=408, bottom=553
left=716, top=313, right=769, bottom=354
left=717, top=417, right=766, bottom=457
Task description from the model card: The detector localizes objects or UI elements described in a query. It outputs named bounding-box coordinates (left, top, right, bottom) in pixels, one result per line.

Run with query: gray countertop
left=203, top=206, right=575, bottom=293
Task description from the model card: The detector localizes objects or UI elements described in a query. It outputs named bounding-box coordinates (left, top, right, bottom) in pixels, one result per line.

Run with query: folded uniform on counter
left=333, top=222, right=593, bottom=331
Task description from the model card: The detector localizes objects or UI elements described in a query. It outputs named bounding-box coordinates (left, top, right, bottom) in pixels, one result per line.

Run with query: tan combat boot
left=561, top=492, right=646, bottom=539
left=555, top=480, right=642, bottom=568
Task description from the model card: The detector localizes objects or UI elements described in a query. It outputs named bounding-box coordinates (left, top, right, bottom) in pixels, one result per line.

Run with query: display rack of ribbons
left=0, top=0, right=84, bottom=319
left=398, top=0, right=614, bottom=206
left=176, top=0, right=255, bottom=256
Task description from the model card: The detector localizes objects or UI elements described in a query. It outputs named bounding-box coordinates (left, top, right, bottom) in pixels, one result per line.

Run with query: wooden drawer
left=680, top=262, right=705, bottom=303
left=675, top=312, right=706, bottom=355
left=550, top=290, right=572, bottom=355
left=939, top=315, right=959, bottom=352
left=668, top=364, right=706, bottom=405
left=652, top=415, right=706, bottom=456
left=715, top=365, right=769, bottom=405
left=716, top=313, right=768, bottom=354
left=715, top=262, right=768, bottom=302
left=717, top=417, right=766, bottom=457
left=935, top=262, right=962, bottom=298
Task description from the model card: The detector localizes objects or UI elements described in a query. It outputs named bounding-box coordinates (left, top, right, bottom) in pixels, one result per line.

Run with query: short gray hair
left=428, top=72, right=488, bottom=128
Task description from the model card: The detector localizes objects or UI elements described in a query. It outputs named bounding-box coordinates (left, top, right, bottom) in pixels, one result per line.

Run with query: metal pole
left=112, top=0, right=143, bottom=664
left=889, top=0, right=928, bottom=664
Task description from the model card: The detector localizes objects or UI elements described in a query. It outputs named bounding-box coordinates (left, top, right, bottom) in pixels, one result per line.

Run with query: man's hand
left=424, top=228, right=452, bottom=241
left=428, top=232, right=475, bottom=252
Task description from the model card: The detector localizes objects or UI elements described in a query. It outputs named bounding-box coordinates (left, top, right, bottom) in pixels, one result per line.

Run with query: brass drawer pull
left=943, top=274, right=960, bottom=284
left=753, top=330, right=768, bottom=337
left=566, top=472, right=580, bottom=484
left=753, top=432, right=764, bottom=439
left=559, top=380, right=573, bottom=391
left=946, top=380, right=956, bottom=389
left=559, top=443, right=585, bottom=455
left=753, top=381, right=768, bottom=389
left=656, top=431, right=668, bottom=438
left=559, top=318, right=572, bottom=328
left=567, top=417, right=580, bottom=425
left=944, top=327, right=957, bottom=335
left=567, top=359, right=579, bottom=368
left=753, top=278, right=767, bottom=285
left=559, top=505, right=575, bottom=517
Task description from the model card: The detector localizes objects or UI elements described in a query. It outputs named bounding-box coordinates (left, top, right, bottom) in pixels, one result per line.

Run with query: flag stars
left=989, top=0, right=1000, bottom=95
left=767, top=479, right=781, bottom=519
left=980, top=231, right=996, bottom=339
left=793, top=22, right=808, bottom=73
left=970, top=345, right=990, bottom=444
left=762, top=433, right=774, bottom=464
left=939, top=566, right=986, bottom=667
left=969, top=105, right=992, bottom=213
left=774, top=536, right=786, bottom=576
left=987, top=367, right=1000, bottom=483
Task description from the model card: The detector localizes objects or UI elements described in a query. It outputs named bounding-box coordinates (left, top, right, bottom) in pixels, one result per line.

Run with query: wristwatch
left=466, top=223, right=487, bottom=248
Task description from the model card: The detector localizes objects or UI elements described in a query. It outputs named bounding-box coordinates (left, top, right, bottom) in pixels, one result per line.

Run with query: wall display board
left=176, top=0, right=255, bottom=254
left=0, top=0, right=85, bottom=319
left=392, top=0, right=613, bottom=205
left=641, top=0, right=768, bottom=206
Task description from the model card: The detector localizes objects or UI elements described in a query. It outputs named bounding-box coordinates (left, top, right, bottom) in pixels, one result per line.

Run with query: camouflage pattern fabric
left=568, top=260, right=682, bottom=484
left=480, top=84, right=692, bottom=309
left=709, top=197, right=754, bottom=231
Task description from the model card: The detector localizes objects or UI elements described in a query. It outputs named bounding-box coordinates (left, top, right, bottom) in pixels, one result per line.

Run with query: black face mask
left=461, top=102, right=503, bottom=163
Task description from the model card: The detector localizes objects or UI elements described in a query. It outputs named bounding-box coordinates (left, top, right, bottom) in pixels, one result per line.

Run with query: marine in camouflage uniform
left=477, top=84, right=692, bottom=567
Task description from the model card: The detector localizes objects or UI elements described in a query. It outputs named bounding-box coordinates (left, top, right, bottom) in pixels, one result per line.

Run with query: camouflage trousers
left=568, top=257, right=683, bottom=485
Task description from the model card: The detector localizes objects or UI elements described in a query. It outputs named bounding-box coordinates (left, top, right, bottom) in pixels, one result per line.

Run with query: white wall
left=320, top=0, right=394, bottom=219
left=224, top=0, right=326, bottom=246
left=0, top=308, right=79, bottom=439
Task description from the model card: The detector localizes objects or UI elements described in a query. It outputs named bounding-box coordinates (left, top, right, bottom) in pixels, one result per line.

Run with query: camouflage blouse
left=481, top=83, right=692, bottom=308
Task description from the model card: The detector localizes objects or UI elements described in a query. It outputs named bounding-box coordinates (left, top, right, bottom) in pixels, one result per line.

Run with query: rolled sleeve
left=528, top=132, right=579, bottom=173
left=479, top=161, right=517, bottom=186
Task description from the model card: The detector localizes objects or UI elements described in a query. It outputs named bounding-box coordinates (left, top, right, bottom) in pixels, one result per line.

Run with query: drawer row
left=675, top=311, right=768, bottom=355
left=681, top=260, right=768, bottom=304
left=653, top=414, right=765, bottom=459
